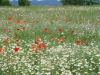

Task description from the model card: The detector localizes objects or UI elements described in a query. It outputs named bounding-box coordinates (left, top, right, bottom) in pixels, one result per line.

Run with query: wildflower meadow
left=0, top=5, right=100, bottom=75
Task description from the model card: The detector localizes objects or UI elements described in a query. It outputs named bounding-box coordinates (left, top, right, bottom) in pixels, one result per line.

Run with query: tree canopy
left=60, top=0, right=100, bottom=5
left=18, top=0, right=30, bottom=6
left=0, top=0, right=11, bottom=6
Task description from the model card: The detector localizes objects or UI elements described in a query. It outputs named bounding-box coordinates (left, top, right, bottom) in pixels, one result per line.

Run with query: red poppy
left=23, top=20, right=26, bottom=22
left=14, top=47, right=20, bottom=52
left=81, top=40, right=85, bottom=44
left=3, top=38, right=9, bottom=43
left=16, top=38, right=19, bottom=42
left=35, top=46, right=39, bottom=51
left=52, top=36, right=56, bottom=40
left=41, top=43, right=46, bottom=48
left=0, top=48, right=2, bottom=52
left=8, top=17, right=12, bottom=21
left=30, top=45, right=39, bottom=51
left=37, top=36, right=42, bottom=42
left=30, top=45, right=35, bottom=49
left=58, top=37, right=64, bottom=42
left=22, top=26, right=25, bottom=30
left=76, top=39, right=81, bottom=44
left=34, top=40, right=39, bottom=45
left=58, top=28, right=62, bottom=32
left=37, top=36, right=41, bottom=39
left=38, top=43, right=46, bottom=49
left=2, top=27, right=7, bottom=31
left=47, top=31, right=52, bottom=34
left=66, top=17, right=69, bottom=21
left=44, top=28, right=48, bottom=31
left=70, top=30, right=75, bottom=34
left=16, top=19, right=20, bottom=23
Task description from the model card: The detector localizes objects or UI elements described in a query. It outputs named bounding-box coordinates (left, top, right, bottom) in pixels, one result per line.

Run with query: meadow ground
left=0, top=5, right=100, bottom=75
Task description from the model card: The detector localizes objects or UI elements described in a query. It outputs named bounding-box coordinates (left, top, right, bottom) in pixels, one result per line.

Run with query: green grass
left=0, top=5, right=100, bottom=75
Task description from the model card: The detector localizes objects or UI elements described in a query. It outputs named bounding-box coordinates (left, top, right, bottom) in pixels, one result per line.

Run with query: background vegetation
left=0, top=0, right=30, bottom=6
left=18, top=0, right=30, bottom=6
left=61, top=0, right=100, bottom=5
left=0, top=0, right=100, bottom=6
left=0, top=0, right=11, bottom=6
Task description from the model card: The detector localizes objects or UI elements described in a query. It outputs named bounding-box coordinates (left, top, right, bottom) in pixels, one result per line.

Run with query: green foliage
left=2, top=0, right=11, bottom=6
left=60, top=0, right=100, bottom=5
left=18, top=0, right=30, bottom=6
left=0, top=0, right=2, bottom=6
left=0, top=69, right=6, bottom=75
left=86, top=0, right=100, bottom=5
left=0, top=0, right=11, bottom=6
left=0, top=69, right=2, bottom=75
left=60, top=0, right=84, bottom=5
left=60, top=0, right=69, bottom=5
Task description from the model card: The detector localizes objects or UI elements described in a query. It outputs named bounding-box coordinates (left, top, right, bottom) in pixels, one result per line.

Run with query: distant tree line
left=60, top=0, right=100, bottom=5
left=0, top=0, right=99, bottom=6
left=0, top=0, right=30, bottom=6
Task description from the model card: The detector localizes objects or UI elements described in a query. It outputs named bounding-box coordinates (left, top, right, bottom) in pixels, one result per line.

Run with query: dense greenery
left=0, top=0, right=2, bottom=6
left=60, top=0, right=100, bottom=5
left=18, top=0, right=30, bottom=6
left=0, top=0, right=11, bottom=6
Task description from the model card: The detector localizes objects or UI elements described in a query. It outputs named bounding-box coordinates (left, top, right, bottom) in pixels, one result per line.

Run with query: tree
left=61, top=0, right=84, bottom=5
left=0, top=0, right=11, bottom=6
left=2, top=0, right=11, bottom=6
left=60, top=0, right=99, bottom=5
left=60, top=0, right=69, bottom=5
left=18, top=0, right=30, bottom=6
left=0, top=0, right=2, bottom=6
